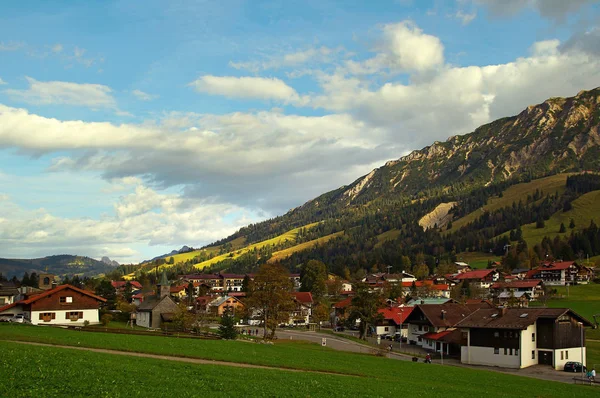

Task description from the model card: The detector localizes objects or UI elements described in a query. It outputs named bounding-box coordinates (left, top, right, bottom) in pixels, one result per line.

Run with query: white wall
left=520, top=324, right=538, bottom=368
left=462, top=346, right=521, bottom=368
left=31, top=309, right=100, bottom=326
left=136, top=311, right=151, bottom=328
left=376, top=325, right=395, bottom=336
left=554, top=347, right=586, bottom=370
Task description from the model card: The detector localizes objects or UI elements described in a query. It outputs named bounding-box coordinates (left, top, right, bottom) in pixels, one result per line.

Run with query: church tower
left=157, top=271, right=170, bottom=298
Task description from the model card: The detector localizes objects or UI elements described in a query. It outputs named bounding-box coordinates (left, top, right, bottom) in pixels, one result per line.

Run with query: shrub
left=101, top=314, right=113, bottom=326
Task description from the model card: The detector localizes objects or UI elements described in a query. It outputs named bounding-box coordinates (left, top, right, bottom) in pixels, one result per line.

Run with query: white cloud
left=52, top=44, right=63, bottom=53
left=0, top=78, right=6, bottom=85
left=132, top=89, right=159, bottom=101
left=0, top=41, right=24, bottom=51
left=189, top=75, right=306, bottom=104
left=343, top=21, right=445, bottom=75
left=230, top=46, right=343, bottom=72
left=4, top=77, right=117, bottom=110
left=455, top=10, right=477, bottom=25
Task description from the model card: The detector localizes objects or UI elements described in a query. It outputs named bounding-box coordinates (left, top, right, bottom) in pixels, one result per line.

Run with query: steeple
left=157, top=271, right=170, bottom=298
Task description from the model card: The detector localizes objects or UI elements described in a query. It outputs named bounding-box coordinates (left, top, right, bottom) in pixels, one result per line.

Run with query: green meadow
left=0, top=328, right=597, bottom=397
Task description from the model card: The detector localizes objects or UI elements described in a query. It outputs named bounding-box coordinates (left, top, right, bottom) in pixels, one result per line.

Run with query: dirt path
left=3, top=340, right=358, bottom=377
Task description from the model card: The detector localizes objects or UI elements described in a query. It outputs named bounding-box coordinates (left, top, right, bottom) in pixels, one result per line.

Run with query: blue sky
left=0, top=0, right=599, bottom=264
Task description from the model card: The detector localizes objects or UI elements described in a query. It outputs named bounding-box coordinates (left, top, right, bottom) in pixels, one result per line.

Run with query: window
left=532, top=351, right=535, bottom=359
left=494, top=348, right=499, bottom=355
left=66, top=311, right=83, bottom=321
left=494, top=331, right=499, bottom=338
left=561, top=351, right=564, bottom=360
left=566, top=351, right=568, bottom=359
left=509, top=348, right=513, bottom=355
left=532, top=333, right=535, bottom=342
left=384, top=327, right=389, bottom=332
left=59, top=296, right=73, bottom=303
left=504, top=348, right=507, bottom=355
left=418, top=325, right=422, bottom=331
left=39, top=312, right=56, bottom=322
left=515, top=349, right=519, bottom=356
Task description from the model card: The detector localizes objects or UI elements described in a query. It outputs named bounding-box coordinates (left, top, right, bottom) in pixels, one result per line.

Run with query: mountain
left=134, top=87, right=600, bottom=278
left=0, top=255, right=116, bottom=279
left=101, top=256, right=120, bottom=267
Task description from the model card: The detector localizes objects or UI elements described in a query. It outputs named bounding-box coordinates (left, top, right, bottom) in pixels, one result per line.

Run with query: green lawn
left=455, top=252, right=501, bottom=269
left=269, top=231, right=345, bottom=263
left=0, top=337, right=597, bottom=397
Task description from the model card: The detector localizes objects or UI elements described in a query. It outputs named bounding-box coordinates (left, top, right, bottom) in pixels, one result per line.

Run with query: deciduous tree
left=348, top=282, right=383, bottom=340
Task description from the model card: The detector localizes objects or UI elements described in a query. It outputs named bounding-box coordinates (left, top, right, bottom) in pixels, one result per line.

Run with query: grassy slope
left=450, top=174, right=568, bottom=232
left=454, top=252, right=501, bottom=269
left=268, top=231, right=345, bottom=263
left=0, top=329, right=597, bottom=397
left=520, top=190, right=600, bottom=248
left=374, top=229, right=401, bottom=248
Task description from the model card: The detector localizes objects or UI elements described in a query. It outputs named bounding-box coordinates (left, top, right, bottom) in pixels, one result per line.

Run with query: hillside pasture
left=0, top=328, right=598, bottom=397
left=520, top=190, right=600, bottom=248
left=454, top=252, right=501, bottom=269
left=268, top=231, right=345, bottom=263
left=374, top=229, right=401, bottom=248
left=449, top=174, right=569, bottom=233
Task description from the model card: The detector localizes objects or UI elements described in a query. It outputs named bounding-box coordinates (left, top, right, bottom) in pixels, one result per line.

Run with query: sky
left=1, top=0, right=599, bottom=264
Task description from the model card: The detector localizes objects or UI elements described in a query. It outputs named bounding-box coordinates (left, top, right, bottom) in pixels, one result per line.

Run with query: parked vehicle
left=9, top=314, right=25, bottom=323
left=564, top=362, right=587, bottom=373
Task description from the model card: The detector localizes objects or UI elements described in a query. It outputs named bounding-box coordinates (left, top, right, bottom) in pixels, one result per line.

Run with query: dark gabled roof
left=0, top=282, right=18, bottom=296
left=407, top=303, right=492, bottom=327
left=457, top=308, right=594, bottom=329
left=137, top=295, right=175, bottom=311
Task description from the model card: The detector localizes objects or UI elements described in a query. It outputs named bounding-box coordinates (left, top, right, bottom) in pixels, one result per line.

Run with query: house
left=289, top=292, right=313, bottom=325
left=180, top=274, right=223, bottom=290
left=576, top=265, right=594, bottom=284
left=169, top=285, right=188, bottom=299
left=452, top=269, right=499, bottom=289
left=458, top=307, right=593, bottom=369
left=403, top=302, right=492, bottom=354
left=454, top=262, right=472, bottom=273
left=111, top=280, right=143, bottom=294
left=527, top=261, right=580, bottom=286
left=0, top=281, right=18, bottom=307
left=375, top=306, right=413, bottom=338
left=401, top=281, right=451, bottom=298
left=135, top=272, right=179, bottom=329
left=332, top=297, right=353, bottom=325
left=405, top=297, right=453, bottom=306
left=490, top=280, right=544, bottom=301
left=220, top=273, right=245, bottom=292
left=38, top=273, right=57, bottom=290
left=511, top=268, right=530, bottom=280
left=497, top=291, right=530, bottom=308
left=0, top=284, right=106, bottom=325
left=208, top=295, right=245, bottom=316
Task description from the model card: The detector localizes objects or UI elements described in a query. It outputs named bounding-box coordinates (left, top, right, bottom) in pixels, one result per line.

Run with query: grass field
left=450, top=174, right=569, bottom=232
left=455, top=252, right=501, bottom=269
left=374, top=229, right=401, bottom=248
left=520, top=190, right=600, bottom=248
left=268, top=231, right=345, bottom=263
left=0, top=328, right=597, bottom=397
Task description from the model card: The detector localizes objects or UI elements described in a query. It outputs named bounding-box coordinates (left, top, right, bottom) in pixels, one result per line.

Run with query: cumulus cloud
left=189, top=75, right=306, bottom=104
left=561, top=27, right=600, bottom=56
left=474, top=0, right=595, bottom=21
left=343, top=21, right=445, bottom=75
left=4, top=77, right=117, bottom=110
left=131, top=89, right=158, bottom=101
left=230, top=46, right=343, bottom=72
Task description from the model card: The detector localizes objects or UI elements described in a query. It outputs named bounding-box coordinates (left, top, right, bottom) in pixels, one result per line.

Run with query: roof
left=458, top=308, right=594, bottom=329
left=209, top=296, right=243, bottom=307
left=406, top=297, right=453, bottom=306
left=401, top=281, right=449, bottom=290
left=491, top=280, right=542, bottom=289
left=407, top=303, right=492, bottom=328
left=498, top=291, right=529, bottom=299
left=378, top=306, right=414, bottom=325
left=170, top=285, right=187, bottom=293
left=111, top=281, right=142, bottom=289
left=539, top=261, right=576, bottom=270
left=181, top=273, right=221, bottom=280
left=453, top=269, right=496, bottom=281
left=333, top=297, right=352, bottom=309
left=158, top=271, right=169, bottom=286
left=0, top=282, right=18, bottom=296
left=0, top=284, right=106, bottom=313
left=421, top=329, right=463, bottom=345
left=293, top=291, right=313, bottom=304
left=137, top=295, right=175, bottom=311
left=219, top=273, right=246, bottom=279
left=511, top=268, right=530, bottom=274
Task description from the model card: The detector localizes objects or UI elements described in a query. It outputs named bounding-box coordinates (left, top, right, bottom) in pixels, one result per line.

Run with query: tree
left=412, top=264, right=429, bottom=280
left=246, top=263, right=295, bottom=339
left=559, top=223, right=566, bottom=233
left=300, top=260, right=328, bottom=301
left=311, top=301, right=331, bottom=329
left=21, top=272, right=30, bottom=287
left=95, top=280, right=116, bottom=308
left=218, top=310, right=238, bottom=340
left=347, top=282, right=383, bottom=340
left=569, top=218, right=576, bottom=229
left=536, top=218, right=545, bottom=229
left=241, top=275, right=251, bottom=293
left=172, top=302, right=194, bottom=331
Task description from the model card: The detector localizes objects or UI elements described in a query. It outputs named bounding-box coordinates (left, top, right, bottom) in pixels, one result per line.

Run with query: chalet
left=404, top=302, right=492, bottom=355
left=382, top=272, right=417, bottom=283
left=135, top=272, right=178, bottom=329
left=452, top=269, right=499, bottom=289
left=0, top=284, right=106, bottom=325
left=496, top=292, right=530, bottom=308
left=169, top=285, right=188, bottom=299
left=180, top=274, right=223, bottom=290
left=290, top=292, right=313, bottom=325
left=220, top=273, right=245, bottom=292
left=490, top=280, right=544, bottom=301
left=332, top=297, right=353, bottom=325
left=511, top=268, right=530, bottom=280
left=0, top=281, right=18, bottom=307
left=454, top=262, right=472, bottom=273
left=576, top=265, right=595, bottom=284
left=111, top=280, right=143, bottom=293
left=527, top=261, right=579, bottom=286
left=458, top=308, right=593, bottom=370
left=375, top=306, right=413, bottom=338
left=208, top=296, right=245, bottom=316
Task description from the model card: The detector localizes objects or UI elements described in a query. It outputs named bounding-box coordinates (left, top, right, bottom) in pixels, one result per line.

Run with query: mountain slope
left=0, top=255, right=117, bottom=279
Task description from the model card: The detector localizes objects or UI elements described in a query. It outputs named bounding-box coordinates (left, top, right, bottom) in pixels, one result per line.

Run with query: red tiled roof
left=526, top=269, right=540, bottom=279
left=0, top=284, right=106, bottom=313
left=453, top=269, right=495, bottom=280
left=378, top=307, right=414, bottom=325
left=401, top=281, right=449, bottom=290
left=111, top=281, right=142, bottom=289
left=170, top=285, right=187, bottom=293
left=333, top=297, right=353, bottom=309
left=293, top=291, right=313, bottom=304
left=421, top=330, right=454, bottom=340
left=540, top=261, right=575, bottom=270
left=219, top=273, right=245, bottom=279
left=491, top=280, right=542, bottom=289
